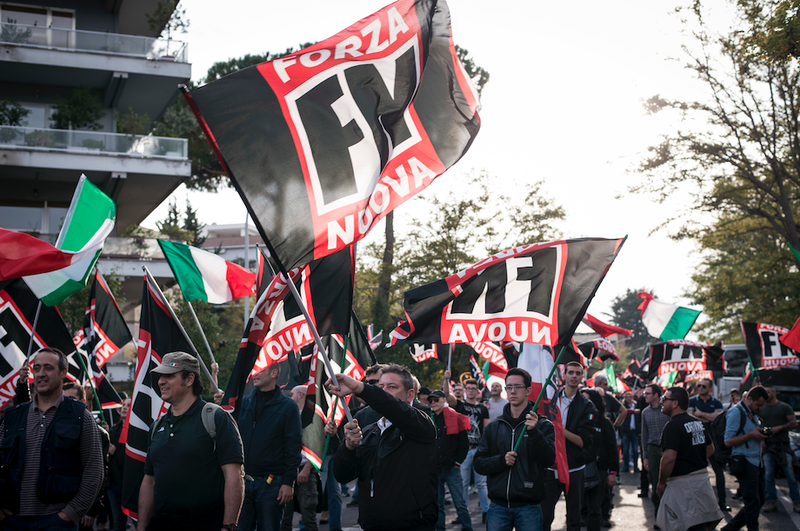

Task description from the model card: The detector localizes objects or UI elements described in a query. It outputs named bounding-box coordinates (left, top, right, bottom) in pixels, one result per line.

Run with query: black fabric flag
left=221, top=248, right=354, bottom=417
left=468, top=342, right=510, bottom=377
left=120, top=272, right=197, bottom=519
left=0, top=279, right=76, bottom=408
left=646, top=340, right=724, bottom=380
left=83, top=270, right=133, bottom=369
left=67, top=334, right=122, bottom=409
left=740, top=321, right=800, bottom=370
left=390, top=238, right=626, bottom=348
left=469, top=355, right=487, bottom=391
left=578, top=338, right=619, bottom=364
left=409, top=343, right=441, bottom=363
left=256, top=247, right=274, bottom=300
left=185, top=0, right=481, bottom=270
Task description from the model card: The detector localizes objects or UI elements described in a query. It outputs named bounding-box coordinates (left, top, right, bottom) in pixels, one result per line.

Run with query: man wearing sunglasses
left=687, top=379, right=728, bottom=512
left=656, top=387, right=723, bottom=531
left=428, top=391, right=472, bottom=531
left=474, top=368, right=555, bottom=531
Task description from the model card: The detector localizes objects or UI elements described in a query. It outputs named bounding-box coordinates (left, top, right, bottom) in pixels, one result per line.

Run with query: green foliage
left=688, top=215, right=800, bottom=342
left=455, top=45, right=490, bottom=97
left=204, top=45, right=314, bottom=82
left=0, top=99, right=30, bottom=126
left=146, top=1, right=189, bottom=40
left=115, top=107, right=151, bottom=135
left=183, top=198, right=206, bottom=246
left=81, top=139, right=105, bottom=150
left=57, top=273, right=125, bottom=337
left=609, top=288, right=658, bottom=352
left=737, top=0, right=800, bottom=61
left=1, top=17, right=31, bottom=43
left=24, top=129, right=55, bottom=147
left=51, top=87, right=103, bottom=130
left=156, top=198, right=206, bottom=247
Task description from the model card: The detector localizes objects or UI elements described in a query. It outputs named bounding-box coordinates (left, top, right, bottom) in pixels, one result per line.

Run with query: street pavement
left=284, top=465, right=800, bottom=531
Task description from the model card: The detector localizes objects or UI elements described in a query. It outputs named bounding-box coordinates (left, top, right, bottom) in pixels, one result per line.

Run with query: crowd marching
left=0, top=348, right=798, bottom=531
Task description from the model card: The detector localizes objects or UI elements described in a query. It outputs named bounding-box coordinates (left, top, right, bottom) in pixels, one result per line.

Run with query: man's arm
left=656, top=449, right=677, bottom=497
left=136, top=474, right=155, bottom=531
left=221, top=463, right=243, bottom=529
left=613, top=405, right=628, bottom=427
left=567, top=398, right=599, bottom=450
left=454, top=427, right=469, bottom=464
left=473, top=424, right=506, bottom=476
left=63, top=411, right=104, bottom=523
left=562, top=428, right=584, bottom=448
left=283, top=400, right=303, bottom=488
left=443, top=370, right=457, bottom=408
left=528, top=416, right=556, bottom=468
left=770, top=407, right=798, bottom=435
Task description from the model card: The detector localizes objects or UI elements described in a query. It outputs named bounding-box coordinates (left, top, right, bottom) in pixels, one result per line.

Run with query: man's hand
left=109, top=442, right=116, bottom=456
left=81, top=515, right=95, bottom=527
left=211, top=362, right=219, bottom=385
left=326, top=374, right=364, bottom=398
left=656, top=482, right=666, bottom=498
left=525, top=411, right=539, bottom=431
left=343, top=420, right=362, bottom=450
left=19, top=361, right=28, bottom=381
left=298, top=466, right=311, bottom=484
left=607, top=474, right=617, bottom=487
left=277, top=485, right=294, bottom=505
left=505, top=451, right=517, bottom=466
left=444, top=369, right=451, bottom=380
left=748, top=428, right=768, bottom=442
left=643, top=458, right=649, bottom=471
left=213, top=390, right=224, bottom=405
left=58, top=512, right=71, bottom=522
left=324, top=417, right=337, bottom=436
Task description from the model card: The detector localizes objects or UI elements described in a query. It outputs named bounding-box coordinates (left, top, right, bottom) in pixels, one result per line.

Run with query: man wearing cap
left=428, top=390, right=472, bottom=531
left=137, top=352, right=244, bottom=531
left=237, top=362, right=302, bottom=531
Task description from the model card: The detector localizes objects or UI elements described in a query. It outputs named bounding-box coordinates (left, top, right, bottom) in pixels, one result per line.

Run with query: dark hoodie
left=474, top=401, right=556, bottom=507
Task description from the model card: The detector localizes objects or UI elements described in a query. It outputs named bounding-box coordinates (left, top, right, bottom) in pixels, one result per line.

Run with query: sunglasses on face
left=366, top=379, right=379, bottom=385
left=427, top=397, right=440, bottom=403
left=698, top=384, right=708, bottom=388
left=661, top=395, right=677, bottom=402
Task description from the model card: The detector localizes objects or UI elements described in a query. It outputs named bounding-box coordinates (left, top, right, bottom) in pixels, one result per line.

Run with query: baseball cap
left=418, top=386, right=432, bottom=396
left=429, top=390, right=446, bottom=399
left=151, top=352, right=200, bottom=375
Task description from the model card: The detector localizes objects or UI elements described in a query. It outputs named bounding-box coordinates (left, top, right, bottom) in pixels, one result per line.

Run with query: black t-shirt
left=144, top=398, right=244, bottom=516
left=604, top=394, right=623, bottom=420
left=456, top=400, right=489, bottom=446
left=660, top=412, right=711, bottom=477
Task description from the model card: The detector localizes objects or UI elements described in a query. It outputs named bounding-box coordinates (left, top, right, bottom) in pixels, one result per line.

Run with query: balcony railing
left=0, top=126, right=188, bottom=159
left=0, top=22, right=188, bottom=62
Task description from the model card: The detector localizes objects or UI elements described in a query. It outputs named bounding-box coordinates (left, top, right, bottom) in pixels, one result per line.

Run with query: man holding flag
left=474, top=368, right=556, bottom=531
left=541, top=361, right=598, bottom=531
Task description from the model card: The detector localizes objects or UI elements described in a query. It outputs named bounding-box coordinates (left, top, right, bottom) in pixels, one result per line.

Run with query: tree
left=51, top=86, right=103, bottom=130
left=183, top=198, right=206, bottom=247
left=156, top=199, right=206, bottom=246
left=609, top=288, right=658, bottom=353
left=0, top=100, right=29, bottom=126
left=455, top=45, right=490, bottom=96
left=146, top=1, right=189, bottom=41
left=115, top=107, right=151, bottom=135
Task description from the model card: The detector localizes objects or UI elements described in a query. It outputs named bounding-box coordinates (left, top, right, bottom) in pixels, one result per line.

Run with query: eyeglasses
left=505, top=385, right=529, bottom=392
left=698, top=384, right=708, bottom=388
left=661, top=395, right=677, bottom=402
left=366, top=379, right=379, bottom=385
left=427, top=397, right=440, bottom=403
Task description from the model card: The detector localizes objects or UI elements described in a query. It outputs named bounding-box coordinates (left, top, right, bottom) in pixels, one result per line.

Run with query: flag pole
left=184, top=298, right=218, bottom=365
left=447, top=344, right=453, bottom=371
left=26, top=300, right=43, bottom=361
left=143, top=266, right=220, bottom=394
left=321, top=335, right=349, bottom=464
left=74, top=351, right=106, bottom=424
left=513, top=345, right=567, bottom=453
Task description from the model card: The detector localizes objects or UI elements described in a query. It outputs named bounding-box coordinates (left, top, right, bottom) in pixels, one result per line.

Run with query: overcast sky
left=143, top=0, right=723, bottom=331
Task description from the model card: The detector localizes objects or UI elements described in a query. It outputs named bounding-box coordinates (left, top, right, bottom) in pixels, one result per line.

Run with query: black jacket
left=473, top=401, right=556, bottom=507
left=433, top=410, right=468, bottom=472
left=559, top=390, right=598, bottom=468
left=333, top=384, right=437, bottom=531
left=596, top=418, right=619, bottom=475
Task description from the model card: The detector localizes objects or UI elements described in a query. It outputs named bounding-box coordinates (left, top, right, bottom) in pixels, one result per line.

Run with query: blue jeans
left=438, top=467, right=472, bottom=531
left=487, top=502, right=543, bottom=531
left=239, top=474, right=286, bottom=531
left=300, top=457, right=342, bottom=531
left=107, top=482, right=128, bottom=531
left=0, top=513, right=78, bottom=530
left=621, top=431, right=639, bottom=470
left=764, top=450, right=800, bottom=503
left=461, top=448, right=489, bottom=513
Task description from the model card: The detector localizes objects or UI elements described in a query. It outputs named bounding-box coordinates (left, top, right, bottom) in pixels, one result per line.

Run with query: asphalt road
left=284, top=466, right=800, bottom=531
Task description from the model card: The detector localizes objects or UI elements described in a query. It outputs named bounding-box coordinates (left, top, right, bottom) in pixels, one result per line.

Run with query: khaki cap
left=151, top=351, right=200, bottom=375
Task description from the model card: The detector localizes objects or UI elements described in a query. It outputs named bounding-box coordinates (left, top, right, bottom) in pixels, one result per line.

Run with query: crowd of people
left=0, top=347, right=798, bottom=531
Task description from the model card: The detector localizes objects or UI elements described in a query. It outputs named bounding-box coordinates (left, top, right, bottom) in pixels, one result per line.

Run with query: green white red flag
left=637, top=292, right=700, bottom=341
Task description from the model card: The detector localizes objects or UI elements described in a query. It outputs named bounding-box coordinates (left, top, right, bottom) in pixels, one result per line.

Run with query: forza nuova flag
left=185, top=0, right=481, bottom=270
left=740, top=322, right=800, bottom=370
left=159, top=240, right=256, bottom=303
left=68, top=333, right=122, bottom=409
left=390, top=238, right=626, bottom=347
left=82, top=270, right=133, bottom=369
left=120, top=272, right=195, bottom=519
left=646, top=340, right=724, bottom=379
left=468, top=341, right=510, bottom=377
left=637, top=292, right=700, bottom=341
left=582, top=313, right=632, bottom=338
left=0, top=279, right=76, bottom=408
left=23, top=175, right=116, bottom=306
left=409, top=343, right=440, bottom=362
left=578, top=338, right=618, bottom=363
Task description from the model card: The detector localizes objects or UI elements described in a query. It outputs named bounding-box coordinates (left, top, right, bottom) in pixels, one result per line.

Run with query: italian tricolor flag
left=158, top=240, right=256, bottom=303
left=637, top=292, right=701, bottom=341
left=23, top=175, right=116, bottom=306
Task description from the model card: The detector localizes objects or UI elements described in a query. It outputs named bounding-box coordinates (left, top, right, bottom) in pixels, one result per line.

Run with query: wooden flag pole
left=25, top=300, right=43, bottom=361
left=513, top=345, right=567, bottom=453
left=143, top=266, right=220, bottom=394
left=184, top=298, right=218, bottom=365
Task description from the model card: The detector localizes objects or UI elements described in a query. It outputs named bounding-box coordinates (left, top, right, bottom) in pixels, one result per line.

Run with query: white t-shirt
left=487, top=398, right=508, bottom=422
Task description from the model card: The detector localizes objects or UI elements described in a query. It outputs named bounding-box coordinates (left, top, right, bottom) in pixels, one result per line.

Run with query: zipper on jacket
left=506, top=425, right=515, bottom=508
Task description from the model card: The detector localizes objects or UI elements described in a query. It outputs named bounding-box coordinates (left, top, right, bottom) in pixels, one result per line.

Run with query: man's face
left=565, top=366, right=583, bottom=388
left=661, top=392, right=677, bottom=415
left=32, top=352, right=66, bottom=397
left=465, top=384, right=479, bottom=401
left=63, top=388, right=85, bottom=403
left=643, top=387, right=659, bottom=406
left=379, top=372, right=413, bottom=404
left=121, top=398, right=131, bottom=419
left=624, top=392, right=633, bottom=404
left=419, top=393, right=430, bottom=404
left=252, top=366, right=279, bottom=391
left=158, top=372, right=193, bottom=404
left=504, top=375, right=530, bottom=407
left=595, top=379, right=610, bottom=392
left=748, top=396, right=767, bottom=415
left=364, top=372, right=381, bottom=386
left=730, top=393, right=741, bottom=405
left=698, top=380, right=711, bottom=396
left=766, top=387, right=776, bottom=401
left=453, top=384, right=464, bottom=399
left=429, top=395, right=445, bottom=414
left=290, top=388, right=306, bottom=410
left=490, top=382, right=502, bottom=398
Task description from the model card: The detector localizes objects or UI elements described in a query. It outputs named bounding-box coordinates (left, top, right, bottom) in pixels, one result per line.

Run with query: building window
left=0, top=4, right=75, bottom=29
left=0, top=203, right=68, bottom=234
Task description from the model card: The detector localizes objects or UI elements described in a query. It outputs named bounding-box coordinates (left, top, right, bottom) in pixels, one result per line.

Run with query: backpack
left=710, top=404, right=747, bottom=457
left=150, top=402, right=222, bottom=448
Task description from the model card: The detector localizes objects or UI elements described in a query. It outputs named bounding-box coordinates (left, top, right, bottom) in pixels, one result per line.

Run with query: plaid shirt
left=641, top=405, right=671, bottom=447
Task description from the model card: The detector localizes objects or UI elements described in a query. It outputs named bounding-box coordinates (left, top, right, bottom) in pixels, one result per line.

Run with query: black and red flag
left=67, top=332, right=123, bottom=409
left=0, top=279, right=76, bottom=408
left=390, top=238, right=626, bottom=349
left=468, top=341, right=510, bottom=377
left=468, top=354, right=487, bottom=391
left=220, top=248, right=354, bottom=417
left=620, top=359, right=643, bottom=389
left=365, top=324, right=382, bottom=352
left=578, top=338, right=619, bottom=364
left=256, top=247, right=274, bottom=300
left=582, top=313, right=632, bottom=338
left=409, top=343, right=441, bottom=363
left=120, top=272, right=198, bottom=519
left=184, top=0, right=481, bottom=271
left=646, top=340, right=724, bottom=380
left=82, top=270, right=133, bottom=368
left=740, top=322, right=800, bottom=370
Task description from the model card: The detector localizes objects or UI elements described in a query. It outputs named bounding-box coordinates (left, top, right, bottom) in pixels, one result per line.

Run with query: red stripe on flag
left=225, top=260, right=257, bottom=299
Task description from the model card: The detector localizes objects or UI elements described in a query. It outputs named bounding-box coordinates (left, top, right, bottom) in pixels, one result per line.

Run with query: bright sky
left=143, top=0, right=719, bottom=330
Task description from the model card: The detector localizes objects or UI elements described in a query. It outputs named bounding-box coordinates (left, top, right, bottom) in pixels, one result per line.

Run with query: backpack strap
left=201, top=403, right=220, bottom=440
left=149, top=414, right=166, bottom=443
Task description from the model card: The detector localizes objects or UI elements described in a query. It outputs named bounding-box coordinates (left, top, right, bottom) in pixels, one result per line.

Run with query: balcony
left=0, top=22, right=188, bottom=62
left=0, top=126, right=187, bottom=159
